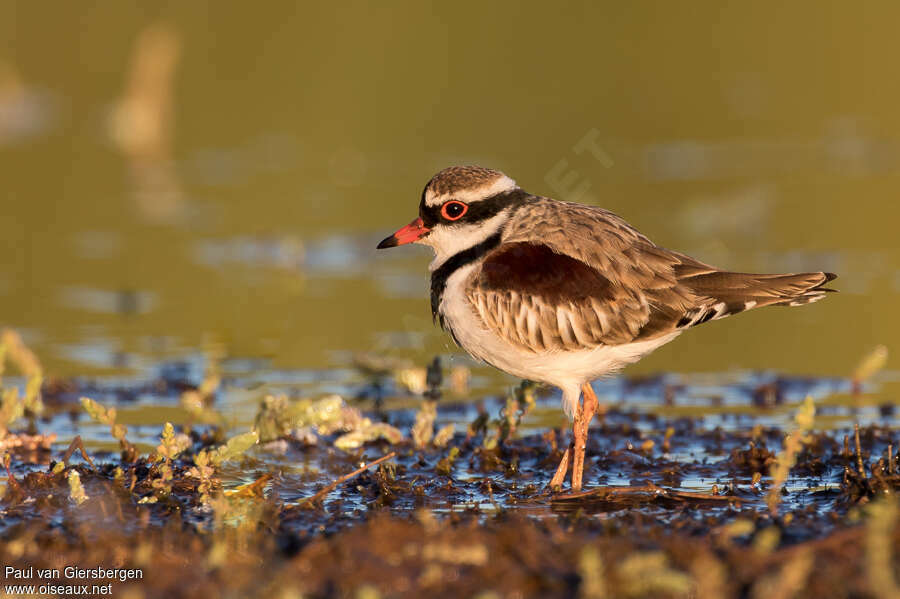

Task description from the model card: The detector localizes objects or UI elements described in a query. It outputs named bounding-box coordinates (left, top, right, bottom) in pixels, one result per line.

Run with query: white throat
left=422, top=211, right=509, bottom=271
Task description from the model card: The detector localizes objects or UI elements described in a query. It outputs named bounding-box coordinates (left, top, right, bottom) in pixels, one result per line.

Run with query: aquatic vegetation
left=80, top=397, right=137, bottom=461
left=498, top=380, right=538, bottom=443
left=577, top=546, right=607, bottom=599
left=433, top=423, right=455, bottom=448
left=0, top=331, right=55, bottom=454
left=0, top=333, right=897, bottom=597
left=180, top=351, right=223, bottom=428
left=435, top=446, right=460, bottom=476
left=852, top=345, right=889, bottom=394
left=0, top=387, right=24, bottom=439
left=67, top=469, right=88, bottom=505
left=188, top=430, right=258, bottom=502
left=208, top=430, right=259, bottom=465
left=395, top=365, right=428, bottom=395
left=766, top=395, right=816, bottom=514
left=156, top=422, right=190, bottom=461
left=412, top=398, right=437, bottom=448
left=865, top=497, right=900, bottom=598
left=0, top=329, right=44, bottom=437
left=254, top=393, right=403, bottom=449
left=145, top=422, right=191, bottom=498
left=334, top=423, right=403, bottom=450
left=617, top=551, right=692, bottom=597
left=749, top=548, right=813, bottom=599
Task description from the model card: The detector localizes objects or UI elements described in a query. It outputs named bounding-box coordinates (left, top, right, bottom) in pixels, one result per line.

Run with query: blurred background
left=1, top=2, right=896, bottom=400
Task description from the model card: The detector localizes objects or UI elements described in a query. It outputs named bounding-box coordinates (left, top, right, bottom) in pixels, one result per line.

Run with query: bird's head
left=377, top=165, right=524, bottom=268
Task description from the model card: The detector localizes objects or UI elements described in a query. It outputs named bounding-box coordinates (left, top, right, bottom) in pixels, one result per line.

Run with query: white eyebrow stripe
left=425, top=175, right=517, bottom=206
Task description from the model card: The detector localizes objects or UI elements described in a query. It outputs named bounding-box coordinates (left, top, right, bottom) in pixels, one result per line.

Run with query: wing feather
left=459, top=198, right=835, bottom=354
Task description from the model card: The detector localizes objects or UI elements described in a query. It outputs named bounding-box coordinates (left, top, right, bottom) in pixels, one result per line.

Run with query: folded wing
left=466, top=240, right=835, bottom=354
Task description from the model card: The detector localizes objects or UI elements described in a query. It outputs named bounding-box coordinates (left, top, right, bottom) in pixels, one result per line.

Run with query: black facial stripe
left=430, top=229, right=504, bottom=323
left=419, top=188, right=533, bottom=228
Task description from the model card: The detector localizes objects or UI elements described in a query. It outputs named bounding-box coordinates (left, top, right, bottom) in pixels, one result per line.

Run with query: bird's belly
left=437, top=264, right=680, bottom=388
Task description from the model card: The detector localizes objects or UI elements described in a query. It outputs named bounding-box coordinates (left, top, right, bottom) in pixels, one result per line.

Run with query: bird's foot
left=571, top=383, right=600, bottom=492
left=548, top=383, right=601, bottom=493
left=549, top=441, right=573, bottom=492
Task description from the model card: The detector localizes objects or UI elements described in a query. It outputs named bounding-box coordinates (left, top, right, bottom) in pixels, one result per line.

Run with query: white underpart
left=421, top=211, right=510, bottom=270
left=424, top=175, right=518, bottom=207
left=789, top=292, right=826, bottom=306
left=711, top=301, right=727, bottom=319
left=438, top=263, right=682, bottom=419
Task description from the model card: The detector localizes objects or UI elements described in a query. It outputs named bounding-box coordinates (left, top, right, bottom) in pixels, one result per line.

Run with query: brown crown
left=425, top=165, right=505, bottom=196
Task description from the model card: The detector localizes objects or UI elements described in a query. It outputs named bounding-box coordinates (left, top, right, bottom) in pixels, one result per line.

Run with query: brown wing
left=466, top=241, right=682, bottom=352
left=465, top=199, right=836, bottom=353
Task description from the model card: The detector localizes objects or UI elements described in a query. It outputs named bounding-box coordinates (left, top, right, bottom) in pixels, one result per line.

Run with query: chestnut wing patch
left=468, top=243, right=655, bottom=352
left=478, top=243, right=616, bottom=304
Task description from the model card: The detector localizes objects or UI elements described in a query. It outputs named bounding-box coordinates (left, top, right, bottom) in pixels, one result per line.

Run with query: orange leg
left=571, top=383, right=599, bottom=492
left=550, top=394, right=583, bottom=491
left=549, top=441, right=573, bottom=489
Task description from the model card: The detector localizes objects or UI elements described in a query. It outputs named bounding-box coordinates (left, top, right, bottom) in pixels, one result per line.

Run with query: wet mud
left=1, top=342, right=899, bottom=598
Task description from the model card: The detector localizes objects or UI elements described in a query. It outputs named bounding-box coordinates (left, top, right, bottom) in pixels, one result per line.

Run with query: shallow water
left=4, top=356, right=895, bottom=517
left=2, top=2, right=899, bottom=506
left=2, top=2, right=897, bottom=383
left=4, top=8, right=900, bottom=597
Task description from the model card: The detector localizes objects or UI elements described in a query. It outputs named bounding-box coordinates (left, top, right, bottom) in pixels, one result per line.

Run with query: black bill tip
left=376, top=235, right=398, bottom=249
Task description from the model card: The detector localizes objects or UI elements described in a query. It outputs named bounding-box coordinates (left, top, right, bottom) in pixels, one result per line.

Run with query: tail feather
left=675, top=270, right=837, bottom=328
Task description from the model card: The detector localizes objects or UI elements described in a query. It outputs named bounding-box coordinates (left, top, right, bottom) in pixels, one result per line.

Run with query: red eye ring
left=441, top=200, right=468, bottom=221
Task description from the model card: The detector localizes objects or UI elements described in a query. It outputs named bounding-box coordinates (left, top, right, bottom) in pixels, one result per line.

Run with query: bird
left=376, top=165, right=836, bottom=492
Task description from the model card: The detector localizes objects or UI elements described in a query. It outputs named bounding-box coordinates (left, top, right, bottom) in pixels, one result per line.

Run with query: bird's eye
left=440, top=200, right=468, bottom=221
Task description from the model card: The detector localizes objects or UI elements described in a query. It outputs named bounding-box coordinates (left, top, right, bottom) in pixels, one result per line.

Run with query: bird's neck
left=429, top=229, right=504, bottom=322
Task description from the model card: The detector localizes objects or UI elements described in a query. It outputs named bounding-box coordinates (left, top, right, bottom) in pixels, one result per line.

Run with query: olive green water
left=1, top=2, right=897, bottom=404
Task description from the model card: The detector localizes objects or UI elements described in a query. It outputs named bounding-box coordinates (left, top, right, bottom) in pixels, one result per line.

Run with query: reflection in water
left=56, top=337, right=142, bottom=371
left=193, top=235, right=305, bottom=271
left=185, top=133, right=302, bottom=186
left=107, top=24, right=184, bottom=225
left=0, top=61, right=54, bottom=145
left=1, top=4, right=896, bottom=392
left=643, top=118, right=900, bottom=181
left=59, top=286, right=156, bottom=316
left=191, top=231, right=425, bottom=281
left=678, top=183, right=774, bottom=238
